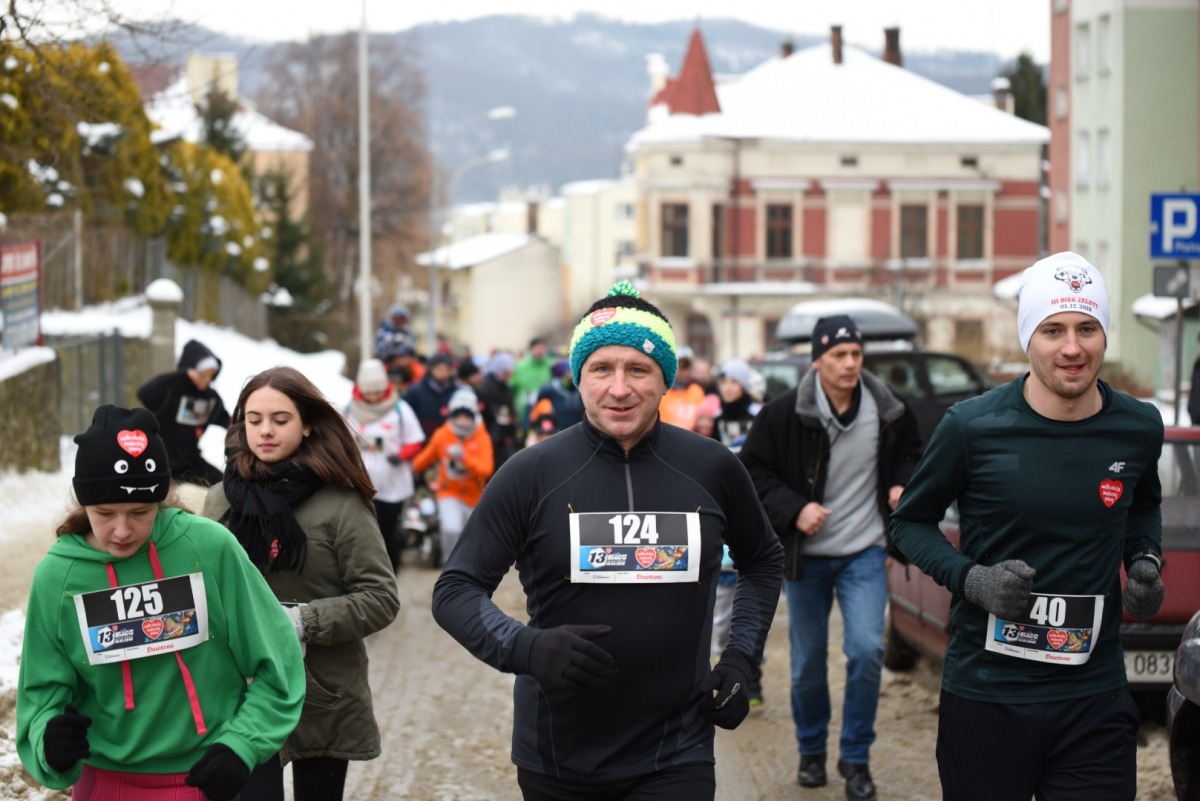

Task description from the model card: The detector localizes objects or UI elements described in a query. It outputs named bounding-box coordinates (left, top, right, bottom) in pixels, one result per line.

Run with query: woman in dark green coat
left=204, top=366, right=400, bottom=801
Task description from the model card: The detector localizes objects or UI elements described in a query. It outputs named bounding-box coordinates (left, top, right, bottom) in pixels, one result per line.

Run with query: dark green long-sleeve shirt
left=890, top=377, right=1163, bottom=702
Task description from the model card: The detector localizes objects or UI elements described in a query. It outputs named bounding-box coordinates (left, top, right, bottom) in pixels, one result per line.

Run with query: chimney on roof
left=991, top=76, right=1014, bottom=113
left=883, top=27, right=902, bottom=67
left=527, top=200, right=539, bottom=235
left=831, top=26, right=843, bottom=65
left=781, top=40, right=794, bottom=58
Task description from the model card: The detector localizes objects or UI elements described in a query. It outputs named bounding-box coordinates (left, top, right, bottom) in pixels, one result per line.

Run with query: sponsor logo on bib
left=141, top=618, right=164, bottom=640
left=1046, top=629, right=1068, bottom=649
left=635, top=547, right=656, bottom=568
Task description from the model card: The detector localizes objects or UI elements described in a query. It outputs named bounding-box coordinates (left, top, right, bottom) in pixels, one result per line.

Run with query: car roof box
left=776, top=298, right=919, bottom=344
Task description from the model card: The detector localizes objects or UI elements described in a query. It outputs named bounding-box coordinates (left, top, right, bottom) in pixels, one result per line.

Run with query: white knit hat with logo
left=1016, top=251, right=1110, bottom=353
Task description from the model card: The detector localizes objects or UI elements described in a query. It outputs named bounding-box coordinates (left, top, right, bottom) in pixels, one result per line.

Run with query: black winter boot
left=797, top=753, right=827, bottom=788
left=837, top=760, right=877, bottom=801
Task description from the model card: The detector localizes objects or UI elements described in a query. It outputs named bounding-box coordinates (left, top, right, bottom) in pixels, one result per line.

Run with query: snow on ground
left=0, top=296, right=357, bottom=796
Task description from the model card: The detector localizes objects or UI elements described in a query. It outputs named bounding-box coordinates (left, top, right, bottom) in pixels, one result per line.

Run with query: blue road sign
left=1150, top=193, right=1200, bottom=259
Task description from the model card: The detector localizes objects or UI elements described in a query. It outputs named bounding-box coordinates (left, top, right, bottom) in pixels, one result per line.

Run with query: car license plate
left=1124, top=650, right=1174, bottom=683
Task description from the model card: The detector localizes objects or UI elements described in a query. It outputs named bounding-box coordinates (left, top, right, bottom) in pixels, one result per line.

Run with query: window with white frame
left=1097, top=15, right=1111, bottom=75
left=661, top=203, right=689, bottom=257
left=1075, top=22, right=1091, bottom=80
left=900, top=204, right=929, bottom=259
left=614, top=202, right=635, bottom=221
left=1096, top=129, right=1110, bottom=189
left=956, top=205, right=985, bottom=260
left=1075, top=130, right=1091, bottom=189
left=1055, top=85, right=1069, bottom=120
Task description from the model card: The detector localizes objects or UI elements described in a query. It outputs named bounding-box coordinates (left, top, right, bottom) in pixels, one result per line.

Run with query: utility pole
left=356, top=0, right=373, bottom=361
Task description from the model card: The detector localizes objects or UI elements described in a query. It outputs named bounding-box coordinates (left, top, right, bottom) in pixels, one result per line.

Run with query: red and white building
left=626, top=27, right=1050, bottom=363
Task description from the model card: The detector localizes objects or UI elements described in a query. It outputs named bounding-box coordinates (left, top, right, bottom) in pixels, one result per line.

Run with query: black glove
left=386, top=453, right=403, bottom=466
left=1124, top=557, right=1165, bottom=620
left=698, top=660, right=751, bottom=730
left=526, top=624, right=615, bottom=689
left=964, top=560, right=1036, bottom=619
left=43, top=703, right=91, bottom=773
left=185, top=743, right=250, bottom=801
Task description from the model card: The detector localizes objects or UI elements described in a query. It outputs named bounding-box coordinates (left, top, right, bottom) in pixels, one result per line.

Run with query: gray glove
left=964, top=560, right=1036, bottom=619
left=1123, top=558, right=1164, bottom=620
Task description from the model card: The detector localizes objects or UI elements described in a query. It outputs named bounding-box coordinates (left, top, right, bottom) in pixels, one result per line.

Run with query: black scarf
left=222, top=458, right=324, bottom=572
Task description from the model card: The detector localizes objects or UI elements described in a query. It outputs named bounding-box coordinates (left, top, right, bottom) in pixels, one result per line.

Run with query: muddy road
left=0, top=526, right=1177, bottom=800
left=349, top=555, right=1176, bottom=801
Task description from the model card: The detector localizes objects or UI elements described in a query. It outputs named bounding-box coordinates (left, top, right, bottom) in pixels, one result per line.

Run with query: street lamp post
left=357, top=0, right=373, bottom=361
left=425, top=108, right=514, bottom=356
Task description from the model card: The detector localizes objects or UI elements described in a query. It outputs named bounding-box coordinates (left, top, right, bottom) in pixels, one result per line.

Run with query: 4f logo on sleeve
left=1108, top=461, right=1125, bottom=473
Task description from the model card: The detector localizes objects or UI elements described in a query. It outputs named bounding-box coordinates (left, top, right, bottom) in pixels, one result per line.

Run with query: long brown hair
left=225, top=366, right=375, bottom=503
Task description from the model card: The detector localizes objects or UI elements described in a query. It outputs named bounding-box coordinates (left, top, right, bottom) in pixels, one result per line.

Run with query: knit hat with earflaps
left=568, top=281, right=677, bottom=387
left=73, top=405, right=171, bottom=505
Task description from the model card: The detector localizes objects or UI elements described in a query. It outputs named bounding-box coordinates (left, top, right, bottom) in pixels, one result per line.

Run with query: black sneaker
left=797, top=753, right=827, bottom=788
left=837, top=760, right=877, bottom=801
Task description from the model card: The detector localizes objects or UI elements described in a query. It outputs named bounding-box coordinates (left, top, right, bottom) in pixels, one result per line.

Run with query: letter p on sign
left=1164, top=199, right=1197, bottom=252
left=1151, top=193, right=1200, bottom=259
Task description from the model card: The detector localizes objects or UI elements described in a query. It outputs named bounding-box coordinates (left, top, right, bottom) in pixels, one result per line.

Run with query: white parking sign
left=1150, top=193, right=1200, bottom=259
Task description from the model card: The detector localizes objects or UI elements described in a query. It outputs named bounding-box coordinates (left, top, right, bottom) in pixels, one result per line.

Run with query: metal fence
left=5, top=211, right=267, bottom=338
left=45, top=332, right=129, bottom=436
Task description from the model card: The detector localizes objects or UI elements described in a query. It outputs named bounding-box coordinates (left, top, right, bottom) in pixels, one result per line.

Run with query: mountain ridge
left=108, top=14, right=1021, bottom=203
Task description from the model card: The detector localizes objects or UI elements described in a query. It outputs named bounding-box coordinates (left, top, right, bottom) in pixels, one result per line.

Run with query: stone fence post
left=146, top=278, right=183, bottom=376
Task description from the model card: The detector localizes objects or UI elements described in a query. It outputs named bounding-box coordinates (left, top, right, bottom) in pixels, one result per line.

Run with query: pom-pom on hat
left=569, top=281, right=678, bottom=388
left=1017, top=251, right=1110, bottom=353
left=356, top=358, right=390, bottom=394
left=73, top=405, right=171, bottom=506
left=811, top=315, right=863, bottom=362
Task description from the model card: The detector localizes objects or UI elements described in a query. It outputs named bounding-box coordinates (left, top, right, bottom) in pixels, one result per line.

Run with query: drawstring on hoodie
left=105, top=541, right=208, bottom=735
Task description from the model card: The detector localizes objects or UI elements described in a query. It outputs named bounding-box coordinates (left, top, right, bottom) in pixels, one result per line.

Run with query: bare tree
left=255, top=32, right=432, bottom=359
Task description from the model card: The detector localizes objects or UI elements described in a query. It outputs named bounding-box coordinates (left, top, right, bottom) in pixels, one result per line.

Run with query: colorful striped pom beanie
left=569, top=281, right=677, bottom=388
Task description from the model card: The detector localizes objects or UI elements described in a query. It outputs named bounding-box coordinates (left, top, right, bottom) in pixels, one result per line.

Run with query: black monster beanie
left=73, top=405, right=171, bottom=505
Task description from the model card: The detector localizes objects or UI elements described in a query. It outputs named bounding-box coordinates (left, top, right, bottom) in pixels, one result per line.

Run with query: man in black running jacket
left=433, top=281, right=784, bottom=801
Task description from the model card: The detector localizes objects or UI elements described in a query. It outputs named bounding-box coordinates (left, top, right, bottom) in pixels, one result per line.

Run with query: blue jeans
left=785, top=545, right=887, bottom=764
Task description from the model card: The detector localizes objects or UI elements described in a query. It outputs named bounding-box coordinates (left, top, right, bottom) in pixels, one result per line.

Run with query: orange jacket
left=411, top=421, right=494, bottom=507
left=658, top=382, right=706, bottom=430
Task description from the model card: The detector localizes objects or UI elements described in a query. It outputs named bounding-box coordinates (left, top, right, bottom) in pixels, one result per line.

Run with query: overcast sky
left=134, top=0, right=1051, bottom=62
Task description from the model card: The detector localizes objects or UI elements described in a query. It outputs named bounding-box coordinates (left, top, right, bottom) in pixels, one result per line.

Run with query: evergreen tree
left=1003, top=52, right=1047, bottom=126
left=200, top=79, right=246, bottom=167
left=258, top=168, right=333, bottom=352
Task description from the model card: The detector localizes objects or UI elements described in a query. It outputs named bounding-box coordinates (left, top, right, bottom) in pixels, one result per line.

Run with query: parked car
left=751, top=349, right=994, bottom=447
left=1167, top=609, right=1200, bottom=800
left=749, top=298, right=993, bottom=445
left=885, top=426, right=1200, bottom=700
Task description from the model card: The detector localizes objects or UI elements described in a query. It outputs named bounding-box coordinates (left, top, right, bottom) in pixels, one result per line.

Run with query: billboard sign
left=1, top=241, right=41, bottom=350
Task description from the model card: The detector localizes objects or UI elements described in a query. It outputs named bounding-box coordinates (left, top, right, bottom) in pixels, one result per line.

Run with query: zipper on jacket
left=623, top=449, right=635, bottom=510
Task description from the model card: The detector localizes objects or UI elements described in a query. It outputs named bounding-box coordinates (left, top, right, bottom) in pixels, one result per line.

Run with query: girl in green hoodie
left=16, top=405, right=306, bottom=800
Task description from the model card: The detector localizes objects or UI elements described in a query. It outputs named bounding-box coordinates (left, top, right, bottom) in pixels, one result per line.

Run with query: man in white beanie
left=891, top=252, right=1164, bottom=801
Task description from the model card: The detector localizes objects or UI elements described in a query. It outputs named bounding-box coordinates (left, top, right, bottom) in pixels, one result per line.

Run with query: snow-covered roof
left=562, top=179, right=616, bottom=196
left=1131, top=293, right=1197, bottom=321
left=416, top=232, right=535, bottom=270
left=146, top=76, right=313, bottom=153
left=629, top=43, right=1048, bottom=151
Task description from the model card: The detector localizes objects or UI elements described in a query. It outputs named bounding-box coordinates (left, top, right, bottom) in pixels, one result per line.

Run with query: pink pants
left=73, top=765, right=220, bottom=801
